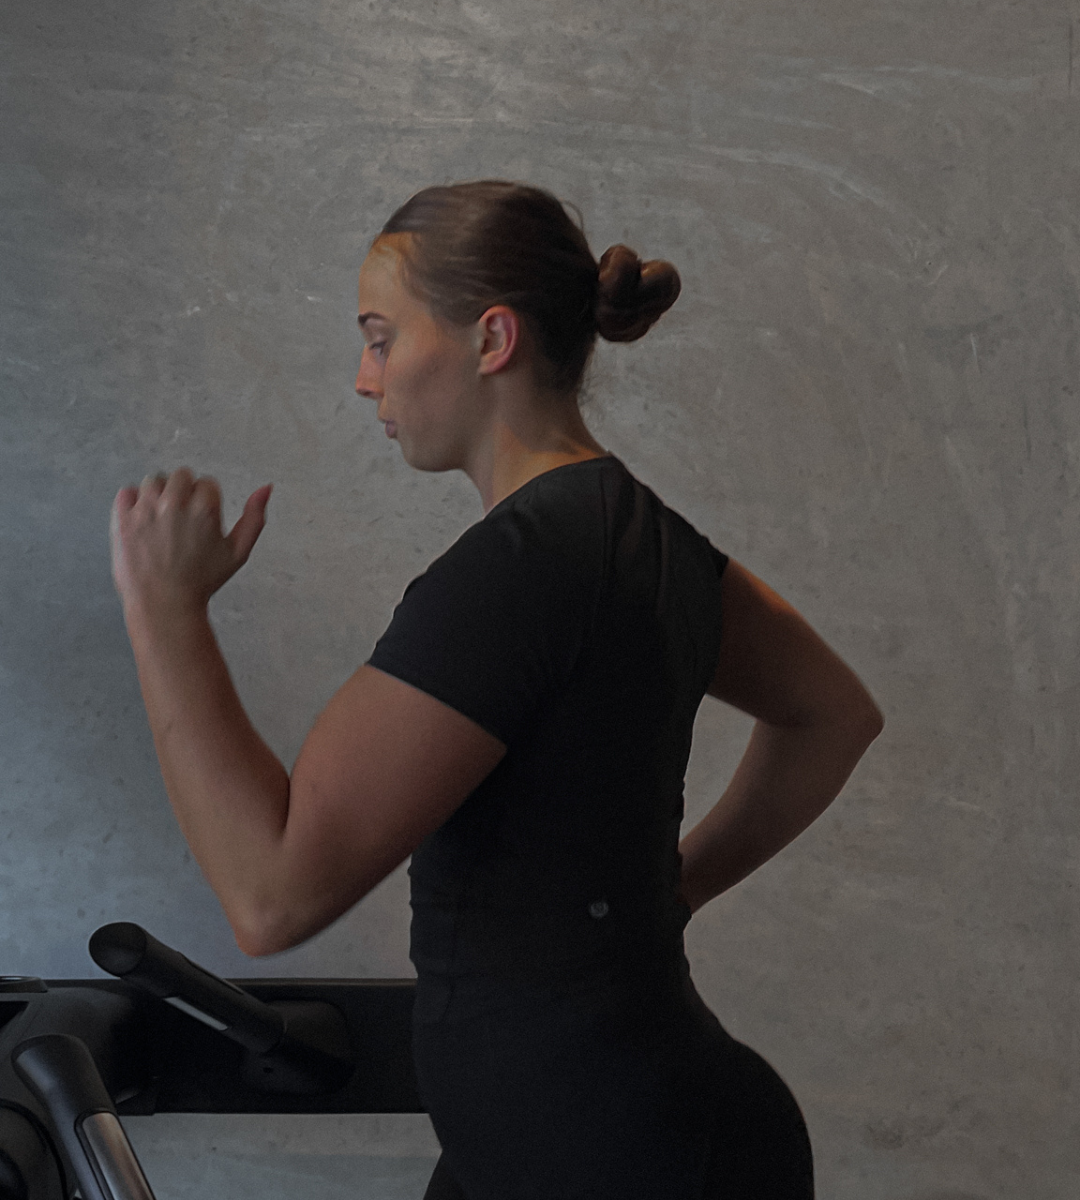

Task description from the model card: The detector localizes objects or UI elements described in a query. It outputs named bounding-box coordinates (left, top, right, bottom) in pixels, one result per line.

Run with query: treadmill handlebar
left=13, top=1034, right=156, bottom=1200
left=88, top=923, right=354, bottom=1095
left=89, top=923, right=285, bottom=1054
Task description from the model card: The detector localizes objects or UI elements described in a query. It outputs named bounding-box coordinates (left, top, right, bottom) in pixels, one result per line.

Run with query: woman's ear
left=476, top=306, right=521, bottom=376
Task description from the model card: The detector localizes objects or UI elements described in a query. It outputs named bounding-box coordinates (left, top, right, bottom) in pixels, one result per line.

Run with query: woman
left=110, top=180, right=883, bottom=1199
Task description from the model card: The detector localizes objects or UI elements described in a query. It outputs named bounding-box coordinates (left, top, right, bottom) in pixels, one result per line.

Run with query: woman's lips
left=384, top=420, right=397, bottom=438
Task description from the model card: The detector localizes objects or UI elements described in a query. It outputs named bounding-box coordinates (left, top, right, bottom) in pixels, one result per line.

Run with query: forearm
left=678, top=708, right=881, bottom=913
left=124, top=601, right=290, bottom=943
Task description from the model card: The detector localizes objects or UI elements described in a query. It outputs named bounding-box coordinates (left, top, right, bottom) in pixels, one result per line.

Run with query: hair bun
left=595, top=244, right=681, bottom=343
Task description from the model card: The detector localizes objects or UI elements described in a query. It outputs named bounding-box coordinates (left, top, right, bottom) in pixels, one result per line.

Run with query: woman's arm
left=111, top=469, right=505, bottom=956
left=677, top=560, right=883, bottom=913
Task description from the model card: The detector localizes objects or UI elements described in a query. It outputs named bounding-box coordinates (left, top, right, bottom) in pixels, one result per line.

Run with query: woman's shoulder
left=474, top=455, right=720, bottom=563
left=464, top=455, right=627, bottom=555
left=493, top=454, right=629, bottom=516
left=429, top=454, right=723, bottom=595
left=511, top=455, right=716, bottom=548
left=402, top=459, right=616, bottom=600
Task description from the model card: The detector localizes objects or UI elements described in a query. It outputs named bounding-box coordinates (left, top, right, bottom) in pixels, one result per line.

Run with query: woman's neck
left=464, top=386, right=609, bottom=512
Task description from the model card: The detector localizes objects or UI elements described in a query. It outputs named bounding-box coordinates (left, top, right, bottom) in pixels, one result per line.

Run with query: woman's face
left=355, top=236, right=485, bottom=473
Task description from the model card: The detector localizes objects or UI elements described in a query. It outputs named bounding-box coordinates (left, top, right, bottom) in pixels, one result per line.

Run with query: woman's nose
left=355, top=359, right=381, bottom=400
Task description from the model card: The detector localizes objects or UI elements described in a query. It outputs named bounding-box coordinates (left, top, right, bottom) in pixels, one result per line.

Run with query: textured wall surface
left=2, top=0, right=1078, bottom=1197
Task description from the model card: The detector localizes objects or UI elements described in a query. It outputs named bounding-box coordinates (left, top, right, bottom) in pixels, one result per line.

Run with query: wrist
left=122, top=593, right=210, bottom=641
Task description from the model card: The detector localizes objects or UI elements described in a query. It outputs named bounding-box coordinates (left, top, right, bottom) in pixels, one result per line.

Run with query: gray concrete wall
left=2, top=1, right=1077, bottom=1196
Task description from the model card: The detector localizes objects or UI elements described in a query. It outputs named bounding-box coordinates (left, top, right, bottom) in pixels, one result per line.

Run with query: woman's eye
left=369, top=341, right=387, bottom=358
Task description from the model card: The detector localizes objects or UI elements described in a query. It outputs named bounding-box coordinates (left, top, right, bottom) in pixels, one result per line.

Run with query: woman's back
left=368, top=456, right=728, bottom=1003
left=367, top=456, right=813, bottom=1199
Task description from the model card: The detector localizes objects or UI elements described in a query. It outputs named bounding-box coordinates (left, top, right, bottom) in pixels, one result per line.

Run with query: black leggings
left=420, top=1034, right=813, bottom=1200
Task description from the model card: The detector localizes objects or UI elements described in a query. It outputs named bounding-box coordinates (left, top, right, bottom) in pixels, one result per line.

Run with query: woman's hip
left=412, top=984, right=812, bottom=1199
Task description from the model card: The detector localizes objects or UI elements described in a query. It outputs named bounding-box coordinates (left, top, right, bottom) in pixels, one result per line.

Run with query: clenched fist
left=110, top=468, right=272, bottom=616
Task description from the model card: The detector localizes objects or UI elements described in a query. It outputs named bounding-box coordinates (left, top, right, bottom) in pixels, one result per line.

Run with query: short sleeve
left=365, top=499, right=599, bottom=747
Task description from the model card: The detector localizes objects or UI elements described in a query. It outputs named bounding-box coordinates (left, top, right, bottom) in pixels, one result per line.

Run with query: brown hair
left=378, top=180, right=681, bottom=395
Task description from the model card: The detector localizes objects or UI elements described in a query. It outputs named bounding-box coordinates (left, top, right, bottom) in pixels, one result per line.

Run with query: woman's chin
left=401, top=444, right=460, bottom=475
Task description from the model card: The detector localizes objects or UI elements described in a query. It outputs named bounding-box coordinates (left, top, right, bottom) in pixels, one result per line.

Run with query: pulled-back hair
left=379, top=180, right=681, bottom=395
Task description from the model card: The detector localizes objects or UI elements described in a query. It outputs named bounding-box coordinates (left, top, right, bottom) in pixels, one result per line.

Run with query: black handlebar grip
left=89, top=923, right=285, bottom=1055
left=12, top=1035, right=155, bottom=1200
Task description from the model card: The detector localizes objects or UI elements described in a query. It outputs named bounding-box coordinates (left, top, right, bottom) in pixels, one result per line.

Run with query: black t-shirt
left=367, top=456, right=729, bottom=1013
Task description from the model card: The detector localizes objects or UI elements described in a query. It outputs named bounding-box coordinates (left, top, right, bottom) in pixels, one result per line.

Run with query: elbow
left=234, top=932, right=283, bottom=959
left=228, top=900, right=300, bottom=959
left=231, top=918, right=283, bottom=959
left=864, top=694, right=885, bottom=742
left=225, top=858, right=385, bottom=958
left=807, top=677, right=882, bottom=756
left=858, top=694, right=884, bottom=739
left=848, top=690, right=884, bottom=753
left=869, top=702, right=885, bottom=741
left=230, top=894, right=343, bottom=959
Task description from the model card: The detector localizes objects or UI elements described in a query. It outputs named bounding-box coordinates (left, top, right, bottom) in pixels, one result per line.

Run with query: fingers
left=110, top=485, right=139, bottom=548
left=119, top=469, right=271, bottom=566
left=226, top=484, right=272, bottom=564
left=124, top=470, right=258, bottom=523
left=113, top=485, right=139, bottom=514
left=132, top=468, right=212, bottom=514
left=189, top=475, right=223, bottom=524
left=139, top=472, right=168, bottom=501
left=137, top=468, right=196, bottom=507
left=161, top=466, right=196, bottom=507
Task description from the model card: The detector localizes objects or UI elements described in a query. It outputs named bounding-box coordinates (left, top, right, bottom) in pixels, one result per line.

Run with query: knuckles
left=131, top=469, right=222, bottom=518
left=191, top=477, right=223, bottom=510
